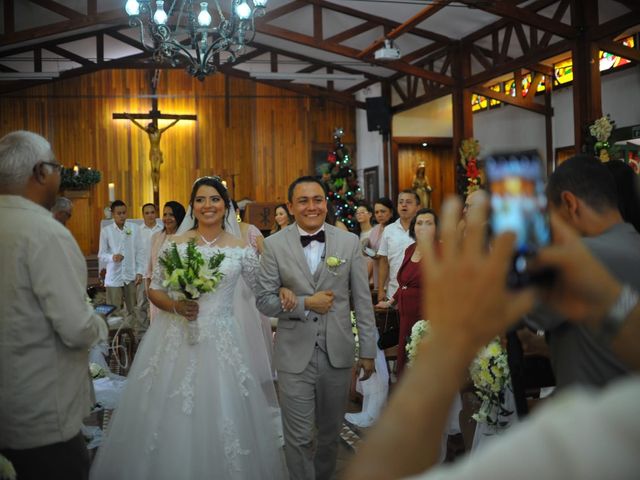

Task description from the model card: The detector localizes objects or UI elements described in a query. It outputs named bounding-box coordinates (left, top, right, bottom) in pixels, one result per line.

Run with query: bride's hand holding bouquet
left=159, top=239, right=225, bottom=344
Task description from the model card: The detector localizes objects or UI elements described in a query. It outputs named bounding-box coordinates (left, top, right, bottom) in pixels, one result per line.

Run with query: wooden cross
left=112, top=71, right=197, bottom=206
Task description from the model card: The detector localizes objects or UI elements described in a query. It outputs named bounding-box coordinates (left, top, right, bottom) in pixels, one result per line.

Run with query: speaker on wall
left=365, top=96, right=391, bottom=134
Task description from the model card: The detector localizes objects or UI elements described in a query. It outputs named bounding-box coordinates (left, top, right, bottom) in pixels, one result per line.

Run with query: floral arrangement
left=351, top=311, right=359, bottom=360
left=159, top=239, right=225, bottom=344
left=90, top=362, right=108, bottom=379
left=469, top=337, right=513, bottom=426
left=405, top=319, right=431, bottom=366
left=60, top=166, right=101, bottom=190
left=588, top=115, right=616, bottom=161
left=459, top=138, right=482, bottom=194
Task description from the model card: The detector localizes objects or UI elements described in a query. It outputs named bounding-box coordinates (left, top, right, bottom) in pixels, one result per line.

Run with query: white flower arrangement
left=159, top=239, right=225, bottom=344
left=589, top=115, right=614, bottom=142
left=90, top=362, right=108, bottom=379
left=405, top=319, right=431, bottom=366
left=0, top=454, right=16, bottom=480
left=469, top=337, right=513, bottom=426
left=124, top=226, right=132, bottom=236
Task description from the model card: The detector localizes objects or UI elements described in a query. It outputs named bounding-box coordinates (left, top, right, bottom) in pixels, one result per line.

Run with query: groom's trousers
left=278, top=346, right=351, bottom=480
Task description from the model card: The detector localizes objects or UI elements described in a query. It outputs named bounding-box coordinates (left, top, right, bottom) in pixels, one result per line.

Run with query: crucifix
left=113, top=70, right=197, bottom=206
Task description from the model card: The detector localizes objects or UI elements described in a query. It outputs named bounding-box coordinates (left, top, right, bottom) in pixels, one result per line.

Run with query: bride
left=90, top=177, right=286, bottom=479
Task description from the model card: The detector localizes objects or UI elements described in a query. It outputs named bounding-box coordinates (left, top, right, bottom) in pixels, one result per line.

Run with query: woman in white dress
left=90, top=177, right=286, bottom=480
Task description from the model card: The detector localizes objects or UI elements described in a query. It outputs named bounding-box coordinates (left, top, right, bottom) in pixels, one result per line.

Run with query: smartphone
left=94, top=304, right=117, bottom=317
left=485, top=151, right=552, bottom=288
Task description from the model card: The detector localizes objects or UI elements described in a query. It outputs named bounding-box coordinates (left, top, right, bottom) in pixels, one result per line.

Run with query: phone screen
left=94, top=304, right=117, bottom=317
left=485, top=151, right=551, bottom=287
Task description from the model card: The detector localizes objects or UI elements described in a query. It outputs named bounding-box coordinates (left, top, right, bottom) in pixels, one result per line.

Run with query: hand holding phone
left=363, top=246, right=377, bottom=258
left=485, top=151, right=553, bottom=288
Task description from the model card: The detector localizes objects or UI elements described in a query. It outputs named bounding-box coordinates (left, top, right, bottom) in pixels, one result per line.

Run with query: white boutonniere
left=326, top=255, right=346, bottom=275
left=124, top=227, right=132, bottom=236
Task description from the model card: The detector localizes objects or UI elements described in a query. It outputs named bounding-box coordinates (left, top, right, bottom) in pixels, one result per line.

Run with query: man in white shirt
left=98, top=200, right=145, bottom=332
left=376, top=189, right=420, bottom=303
left=136, top=203, right=163, bottom=331
left=0, top=131, right=107, bottom=480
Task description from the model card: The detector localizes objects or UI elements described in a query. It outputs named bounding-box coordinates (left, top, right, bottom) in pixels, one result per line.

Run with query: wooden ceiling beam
left=356, top=2, right=450, bottom=59
left=0, top=9, right=124, bottom=48
left=28, top=0, right=82, bottom=20
left=325, top=21, right=376, bottom=45
left=597, top=38, right=640, bottom=63
left=466, top=38, right=572, bottom=87
left=400, top=43, right=444, bottom=64
left=304, top=0, right=453, bottom=45
left=343, top=78, right=379, bottom=95
left=4, top=0, right=15, bottom=35
left=538, top=0, right=570, bottom=48
left=257, top=0, right=306, bottom=24
left=462, top=0, right=559, bottom=44
left=459, top=0, right=575, bottom=37
left=46, top=45, right=94, bottom=67
left=474, top=45, right=554, bottom=76
left=391, top=86, right=452, bottom=114
left=588, top=12, right=640, bottom=41
left=257, top=23, right=454, bottom=85
left=474, top=84, right=550, bottom=114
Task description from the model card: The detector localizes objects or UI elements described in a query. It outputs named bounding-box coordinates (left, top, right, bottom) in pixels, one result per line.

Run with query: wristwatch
left=597, top=284, right=639, bottom=343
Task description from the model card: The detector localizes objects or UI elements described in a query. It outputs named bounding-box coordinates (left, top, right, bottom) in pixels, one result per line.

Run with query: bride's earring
left=236, top=212, right=242, bottom=223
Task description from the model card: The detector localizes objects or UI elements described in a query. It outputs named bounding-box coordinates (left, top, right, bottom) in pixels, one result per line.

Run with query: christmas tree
left=322, top=128, right=362, bottom=231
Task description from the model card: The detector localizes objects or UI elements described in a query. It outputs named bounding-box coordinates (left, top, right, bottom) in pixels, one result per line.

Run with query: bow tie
left=300, top=231, right=325, bottom=247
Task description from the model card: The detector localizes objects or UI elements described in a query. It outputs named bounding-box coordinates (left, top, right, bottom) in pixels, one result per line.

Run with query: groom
left=257, top=176, right=377, bottom=480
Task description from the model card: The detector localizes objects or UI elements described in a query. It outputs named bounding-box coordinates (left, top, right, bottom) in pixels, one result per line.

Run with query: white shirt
left=377, top=218, right=414, bottom=298
left=407, top=377, right=640, bottom=480
left=0, top=195, right=108, bottom=449
left=139, top=220, right=163, bottom=279
left=98, top=220, right=146, bottom=287
left=298, top=224, right=325, bottom=275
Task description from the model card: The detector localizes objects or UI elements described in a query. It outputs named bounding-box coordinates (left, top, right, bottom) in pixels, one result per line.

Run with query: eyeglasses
left=41, top=161, right=63, bottom=173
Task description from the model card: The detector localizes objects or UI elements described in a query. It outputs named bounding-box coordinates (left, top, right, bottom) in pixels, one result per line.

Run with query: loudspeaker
left=365, top=97, right=391, bottom=134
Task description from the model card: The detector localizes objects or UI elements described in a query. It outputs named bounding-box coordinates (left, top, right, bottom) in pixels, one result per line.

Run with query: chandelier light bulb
left=154, top=1, right=168, bottom=24
left=125, top=0, right=140, bottom=15
left=253, top=0, right=267, bottom=7
left=198, top=2, right=212, bottom=26
left=235, top=1, right=251, bottom=20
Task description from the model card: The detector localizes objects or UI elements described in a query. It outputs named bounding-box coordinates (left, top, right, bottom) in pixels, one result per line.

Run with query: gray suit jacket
left=256, top=223, right=377, bottom=374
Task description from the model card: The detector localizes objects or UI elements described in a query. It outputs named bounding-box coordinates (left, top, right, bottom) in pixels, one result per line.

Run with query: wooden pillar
left=571, top=0, right=602, bottom=154
left=381, top=81, right=394, bottom=197
left=545, top=75, right=554, bottom=173
left=451, top=43, right=473, bottom=193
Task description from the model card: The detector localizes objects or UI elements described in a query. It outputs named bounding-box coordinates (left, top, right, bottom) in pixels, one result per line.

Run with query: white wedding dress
left=90, top=245, right=286, bottom=480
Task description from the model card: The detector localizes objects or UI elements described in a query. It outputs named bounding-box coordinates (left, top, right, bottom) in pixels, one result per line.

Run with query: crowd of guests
left=1, top=128, right=639, bottom=480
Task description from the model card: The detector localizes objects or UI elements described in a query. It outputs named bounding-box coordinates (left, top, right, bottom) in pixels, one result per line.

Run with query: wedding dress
left=90, top=244, right=286, bottom=480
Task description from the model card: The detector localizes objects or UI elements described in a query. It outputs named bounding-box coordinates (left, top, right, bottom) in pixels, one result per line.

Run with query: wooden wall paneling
left=0, top=68, right=356, bottom=253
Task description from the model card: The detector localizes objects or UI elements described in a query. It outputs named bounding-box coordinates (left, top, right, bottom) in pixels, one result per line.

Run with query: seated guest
left=51, top=196, right=72, bottom=226
left=346, top=194, right=640, bottom=480
left=378, top=208, right=438, bottom=375
left=0, top=131, right=107, bottom=480
left=527, top=155, right=640, bottom=389
left=270, top=203, right=293, bottom=234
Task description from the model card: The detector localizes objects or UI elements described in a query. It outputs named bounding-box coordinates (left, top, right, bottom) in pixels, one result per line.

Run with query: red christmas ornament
left=327, top=152, right=337, bottom=163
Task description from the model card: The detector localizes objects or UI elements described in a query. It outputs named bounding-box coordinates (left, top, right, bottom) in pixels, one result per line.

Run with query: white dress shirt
left=377, top=218, right=414, bottom=298
left=139, top=220, right=163, bottom=279
left=298, top=224, right=325, bottom=275
left=406, top=377, right=640, bottom=480
left=98, top=220, right=146, bottom=287
left=0, top=195, right=108, bottom=449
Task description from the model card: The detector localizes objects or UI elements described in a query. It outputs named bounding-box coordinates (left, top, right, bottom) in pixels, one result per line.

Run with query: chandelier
left=124, top=0, right=268, bottom=80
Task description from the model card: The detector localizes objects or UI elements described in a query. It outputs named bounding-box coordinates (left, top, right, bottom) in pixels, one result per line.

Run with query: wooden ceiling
left=0, top=0, right=638, bottom=111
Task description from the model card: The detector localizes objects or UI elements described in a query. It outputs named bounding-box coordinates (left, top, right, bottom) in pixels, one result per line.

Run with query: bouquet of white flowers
left=589, top=115, right=614, bottom=142
left=159, top=239, right=225, bottom=344
left=405, top=319, right=431, bottom=366
left=469, top=337, right=513, bottom=427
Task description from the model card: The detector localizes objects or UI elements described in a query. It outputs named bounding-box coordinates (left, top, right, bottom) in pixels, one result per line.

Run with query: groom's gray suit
left=256, top=223, right=377, bottom=480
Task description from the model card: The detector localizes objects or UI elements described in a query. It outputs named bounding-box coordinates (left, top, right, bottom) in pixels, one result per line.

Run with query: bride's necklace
left=198, top=231, right=222, bottom=247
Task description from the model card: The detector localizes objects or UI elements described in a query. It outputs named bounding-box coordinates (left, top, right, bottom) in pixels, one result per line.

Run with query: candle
left=73, top=164, right=79, bottom=176
left=108, top=183, right=115, bottom=203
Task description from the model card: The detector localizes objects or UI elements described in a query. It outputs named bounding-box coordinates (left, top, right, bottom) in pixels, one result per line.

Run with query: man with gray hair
left=51, top=195, right=73, bottom=226
left=0, top=131, right=107, bottom=480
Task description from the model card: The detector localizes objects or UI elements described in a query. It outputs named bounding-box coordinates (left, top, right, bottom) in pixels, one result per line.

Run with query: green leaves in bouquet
left=159, top=241, right=184, bottom=273
left=209, top=251, right=225, bottom=271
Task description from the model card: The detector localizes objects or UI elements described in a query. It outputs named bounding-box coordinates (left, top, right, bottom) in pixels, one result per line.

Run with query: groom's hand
left=304, top=291, right=334, bottom=314
left=356, top=358, right=375, bottom=381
